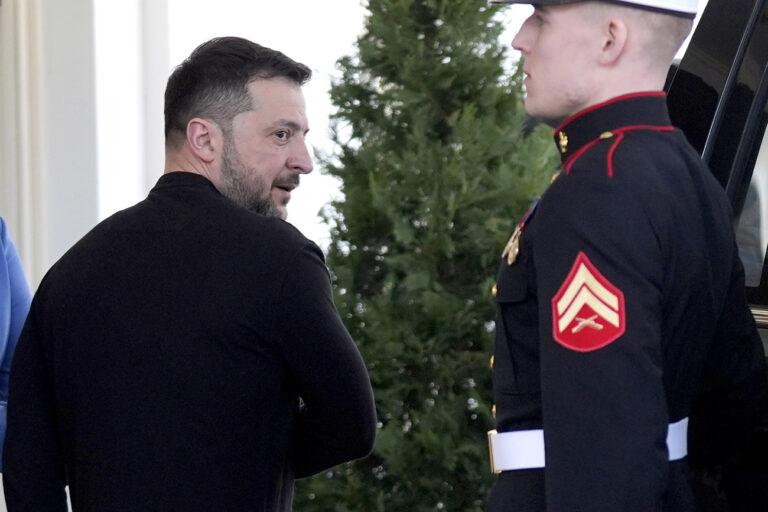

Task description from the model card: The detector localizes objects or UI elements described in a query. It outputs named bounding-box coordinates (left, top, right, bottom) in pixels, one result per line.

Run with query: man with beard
left=486, top=1, right=768, bottom=511
left=2, top=37, right=377, bottom=512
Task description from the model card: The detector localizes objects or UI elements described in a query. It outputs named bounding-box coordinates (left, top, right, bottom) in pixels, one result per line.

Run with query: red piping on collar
left=564, top=124, right=675, bottom=176
left=564, top=138, right=602, bottom=175
left=554, top=91, right=667, bottom=135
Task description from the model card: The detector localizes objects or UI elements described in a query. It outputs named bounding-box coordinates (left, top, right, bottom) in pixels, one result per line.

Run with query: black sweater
left=3, top=172, right=376, bottom=511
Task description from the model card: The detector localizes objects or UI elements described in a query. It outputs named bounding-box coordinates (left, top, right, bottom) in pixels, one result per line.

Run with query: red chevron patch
left=551, top=252, right=625, bottom=352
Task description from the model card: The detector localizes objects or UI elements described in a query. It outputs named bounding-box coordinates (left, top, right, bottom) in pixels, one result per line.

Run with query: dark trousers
left=486, top=469, right=545, bottom=512
left=485, top=461, right=697, bottom=511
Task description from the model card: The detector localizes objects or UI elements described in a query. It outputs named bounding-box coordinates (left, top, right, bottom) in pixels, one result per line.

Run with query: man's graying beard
left=220, top=139, right=280, bottom=217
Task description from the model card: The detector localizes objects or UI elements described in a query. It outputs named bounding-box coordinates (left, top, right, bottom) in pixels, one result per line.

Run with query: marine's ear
left=599, top=17, right=628, bottom=66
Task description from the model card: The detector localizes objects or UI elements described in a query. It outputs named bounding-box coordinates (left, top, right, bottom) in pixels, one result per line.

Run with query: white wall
left=0, top=0, right=99, bottom=287
left=94, top=0, right=168, bottom=219
left=0, top=0, right=46, bottom=285
left=39, top=0, right=99, bottom=274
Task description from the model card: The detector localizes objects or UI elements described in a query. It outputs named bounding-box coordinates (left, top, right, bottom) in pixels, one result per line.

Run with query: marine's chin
left=524, top=101, right=566, bottom=128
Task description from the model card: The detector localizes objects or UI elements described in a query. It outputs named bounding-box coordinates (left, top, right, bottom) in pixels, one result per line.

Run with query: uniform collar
left=552, top=92, right=672, bottom=163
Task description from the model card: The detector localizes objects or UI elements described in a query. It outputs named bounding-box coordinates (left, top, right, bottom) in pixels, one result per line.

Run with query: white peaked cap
left=490, top=0, right=698, bottom=17
left=615, top=0, right=697, bottom=14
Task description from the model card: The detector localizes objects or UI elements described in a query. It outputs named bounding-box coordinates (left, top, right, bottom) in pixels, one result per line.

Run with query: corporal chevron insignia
left=551, top=252, right=626, bottom=352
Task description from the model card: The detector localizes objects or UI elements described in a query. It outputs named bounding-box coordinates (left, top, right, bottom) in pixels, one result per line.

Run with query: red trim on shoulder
left=606, top=133, right=624, bottom=177
left=564, top=138, right=602, bottom=175
left=606, top=125, right=675, bottom=177
left=564, top=124, right=675, bottom=177
left=554, top=92, right=667, bottom=133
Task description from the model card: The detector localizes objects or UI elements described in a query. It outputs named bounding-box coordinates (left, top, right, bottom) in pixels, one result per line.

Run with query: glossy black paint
left=668, top=0, right=768, bottom=306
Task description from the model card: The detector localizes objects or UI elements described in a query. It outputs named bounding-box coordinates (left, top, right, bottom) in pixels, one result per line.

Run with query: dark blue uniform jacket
left=488, top=93, right=768, bottom=512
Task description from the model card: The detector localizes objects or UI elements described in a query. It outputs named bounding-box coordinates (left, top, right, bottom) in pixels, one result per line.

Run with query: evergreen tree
left=294, top=1, right=557, bottom=510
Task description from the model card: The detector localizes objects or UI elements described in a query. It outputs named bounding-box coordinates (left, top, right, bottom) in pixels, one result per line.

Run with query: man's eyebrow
left=272, top=119, right=310, bottom=135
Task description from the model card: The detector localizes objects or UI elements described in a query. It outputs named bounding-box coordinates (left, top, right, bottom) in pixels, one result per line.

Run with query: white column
left=38, top=0, right=99, bottom=278
left=0, top=0, right=100, bottom=286
left=141, top=0, right=169, bottom=191
left=0, top=0, right=47, bottom=286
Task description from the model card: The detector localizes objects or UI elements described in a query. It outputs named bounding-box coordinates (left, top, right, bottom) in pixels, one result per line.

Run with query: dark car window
left=735, top=138, right=768, bottom=289
left=724, top=3, right=768, bottom=303
left=669, top=0, right=768, bottom=310
left=668, top=0, right=759, bottom=184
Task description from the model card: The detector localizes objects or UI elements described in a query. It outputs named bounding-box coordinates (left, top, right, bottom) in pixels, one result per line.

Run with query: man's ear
left=599, top=18, right=628, bottom=65
left=186, top=118, right=221, bottom=164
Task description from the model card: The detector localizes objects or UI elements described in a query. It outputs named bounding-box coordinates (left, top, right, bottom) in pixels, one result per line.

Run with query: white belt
left=488, top=417, right=689, bottom=473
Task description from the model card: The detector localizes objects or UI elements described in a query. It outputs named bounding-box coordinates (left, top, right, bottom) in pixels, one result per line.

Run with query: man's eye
left=275, top=130, right=289, bottom=140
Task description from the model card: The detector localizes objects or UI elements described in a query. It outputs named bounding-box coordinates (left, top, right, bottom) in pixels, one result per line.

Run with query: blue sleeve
left=0, top=218, right=32, bottom=472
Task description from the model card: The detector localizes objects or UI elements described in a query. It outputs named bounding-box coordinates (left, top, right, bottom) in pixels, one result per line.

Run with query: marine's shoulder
left=552, top=93, right=686, bottom=181
left=564, top=126, right=683, bottom=180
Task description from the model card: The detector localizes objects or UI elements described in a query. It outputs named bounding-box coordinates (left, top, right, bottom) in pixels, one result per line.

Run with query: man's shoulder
left=563, top=128, right=700, bottom=185
left=44, top=193, right=320, bottom=286
left=545, top=127, right=729, bottom=229
left=226, top=207, right=316, bottom=252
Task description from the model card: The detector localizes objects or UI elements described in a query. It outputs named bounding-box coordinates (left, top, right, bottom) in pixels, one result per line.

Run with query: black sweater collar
left=154, top=171, right=217, bottom=190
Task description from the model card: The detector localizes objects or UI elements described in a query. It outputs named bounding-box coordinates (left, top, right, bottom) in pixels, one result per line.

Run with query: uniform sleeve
left=0, top=219, right=32, bottom=473
left=533, top=175, right=669, bottom=511
left=274, top=244, right=376, bottom=478
left=2, top=297, right=69, bottom=511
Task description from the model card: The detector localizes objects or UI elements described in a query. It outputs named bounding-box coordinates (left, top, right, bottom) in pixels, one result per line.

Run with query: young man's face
left=512, top=4, right=600, bottom=124
left=219, top=77, right=313, bottom=219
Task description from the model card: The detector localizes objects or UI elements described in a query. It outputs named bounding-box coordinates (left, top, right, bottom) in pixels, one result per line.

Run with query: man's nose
left=511, top=16, right=534, bottom=53
left=289, top=140, right=313, bottom=174
left=511, top=32, right=525, bottom=52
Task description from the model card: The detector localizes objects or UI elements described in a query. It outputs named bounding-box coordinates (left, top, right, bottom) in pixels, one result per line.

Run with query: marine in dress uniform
left=486, top=2, right=768, bottom=510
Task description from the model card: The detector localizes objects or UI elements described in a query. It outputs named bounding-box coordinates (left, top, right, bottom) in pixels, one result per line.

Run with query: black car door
left=668, top=0, right=768, bottom=354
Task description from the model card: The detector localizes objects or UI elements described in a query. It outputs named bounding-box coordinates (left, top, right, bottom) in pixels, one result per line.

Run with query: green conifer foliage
left=294, top=1, right=557, bottom=510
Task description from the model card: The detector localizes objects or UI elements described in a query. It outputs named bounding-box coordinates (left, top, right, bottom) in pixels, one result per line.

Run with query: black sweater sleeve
left=3, top=296, right=69, bottom=511
left=275, top=244, right=376, bottom=478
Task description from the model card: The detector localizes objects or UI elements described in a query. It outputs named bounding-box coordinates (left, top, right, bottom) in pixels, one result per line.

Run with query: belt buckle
left=487, top=429, right=501, bottom=474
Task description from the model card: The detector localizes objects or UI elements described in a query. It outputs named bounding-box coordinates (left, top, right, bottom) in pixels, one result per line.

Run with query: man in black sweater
left=3, top=37, right=377, bottom=511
